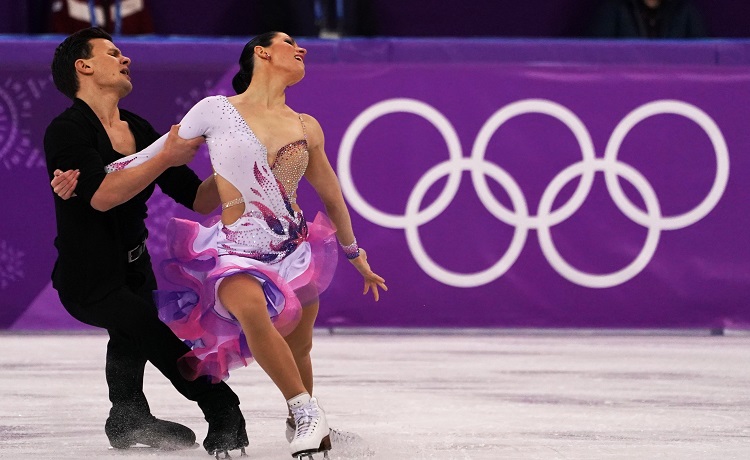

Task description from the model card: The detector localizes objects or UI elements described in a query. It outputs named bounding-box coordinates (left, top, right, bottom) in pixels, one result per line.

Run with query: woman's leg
left=283, top=300, right=319, bottom=396
left=218, top=273, right=306, bottom=400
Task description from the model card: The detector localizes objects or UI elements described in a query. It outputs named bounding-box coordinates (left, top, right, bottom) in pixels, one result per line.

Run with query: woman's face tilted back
left=264, top=33, right=308, bottom=86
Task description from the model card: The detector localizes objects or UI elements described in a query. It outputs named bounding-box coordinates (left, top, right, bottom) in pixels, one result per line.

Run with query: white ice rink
left=1, top=330, right=749, bottom=459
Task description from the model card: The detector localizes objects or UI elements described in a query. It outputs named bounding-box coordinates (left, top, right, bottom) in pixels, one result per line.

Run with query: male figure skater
left=44, top=27, right=248, bottom=457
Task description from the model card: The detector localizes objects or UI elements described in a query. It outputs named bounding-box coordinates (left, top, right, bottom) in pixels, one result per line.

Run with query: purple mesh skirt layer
left=155, top=212, right=338, bottom=383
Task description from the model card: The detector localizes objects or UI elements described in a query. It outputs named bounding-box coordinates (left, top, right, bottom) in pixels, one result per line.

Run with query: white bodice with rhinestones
left=106, top=95, right=312, bottom=264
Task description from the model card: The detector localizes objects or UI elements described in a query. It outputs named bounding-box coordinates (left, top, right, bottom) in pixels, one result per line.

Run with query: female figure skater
left=104, top=31, right=387, bottom=458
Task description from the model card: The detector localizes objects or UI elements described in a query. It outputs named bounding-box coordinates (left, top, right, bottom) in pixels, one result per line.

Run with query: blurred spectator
left=50, top=0, right=154, bottom=35
left=253, top=0, right=376, bottom=38
left=588, top=0, right=707, bottom=38
left=257, top=0, right=319, bottom=37
left=316, top=0, right=377, bottom=37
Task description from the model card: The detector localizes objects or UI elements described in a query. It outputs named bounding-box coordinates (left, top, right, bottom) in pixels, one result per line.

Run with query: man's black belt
left=127, top=240, right=147, bottom=263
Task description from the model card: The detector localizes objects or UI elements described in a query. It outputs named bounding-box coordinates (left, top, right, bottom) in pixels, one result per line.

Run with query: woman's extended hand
left=349, top=248, right=388, bottom=301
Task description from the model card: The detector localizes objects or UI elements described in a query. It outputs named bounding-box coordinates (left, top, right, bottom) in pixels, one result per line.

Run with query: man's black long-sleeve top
left=44, top=98, right=202, bottom=303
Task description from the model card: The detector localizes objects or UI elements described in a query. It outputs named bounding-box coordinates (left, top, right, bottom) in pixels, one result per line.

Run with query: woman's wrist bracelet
left=340, top=238, right=361, bottom=260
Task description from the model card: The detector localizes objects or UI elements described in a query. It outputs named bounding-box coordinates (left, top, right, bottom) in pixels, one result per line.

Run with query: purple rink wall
left=1, top=37, right=749, bottom=331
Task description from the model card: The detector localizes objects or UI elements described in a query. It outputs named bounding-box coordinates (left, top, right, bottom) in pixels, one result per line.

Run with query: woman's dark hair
left=51, top=27, right=113, bottom=100
left=232, top=31, right=279, bottom=94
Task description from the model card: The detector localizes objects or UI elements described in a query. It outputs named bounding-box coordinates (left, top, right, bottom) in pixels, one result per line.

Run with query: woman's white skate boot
left=287, top=394, right=331, bottom=459
left=286, top=416, right=362, bottom=445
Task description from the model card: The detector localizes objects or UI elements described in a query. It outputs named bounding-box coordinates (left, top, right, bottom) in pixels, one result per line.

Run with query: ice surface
left=0, top=330, right=748, bottom=459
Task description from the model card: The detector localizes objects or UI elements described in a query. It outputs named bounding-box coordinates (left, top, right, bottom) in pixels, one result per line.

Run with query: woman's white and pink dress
left=106, top=95, right=338, bottom=383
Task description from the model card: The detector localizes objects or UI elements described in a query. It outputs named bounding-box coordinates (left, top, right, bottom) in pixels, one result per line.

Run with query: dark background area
left=2, top=0, right=749, bottom=38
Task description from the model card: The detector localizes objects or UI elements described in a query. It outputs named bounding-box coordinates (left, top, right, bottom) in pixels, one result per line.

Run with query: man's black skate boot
left=105, top=413, right=196, bottom=450
left=203, top=404, right=249, bottom=459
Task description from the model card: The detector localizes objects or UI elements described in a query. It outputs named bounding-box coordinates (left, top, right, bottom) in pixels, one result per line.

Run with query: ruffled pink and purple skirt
left=154, top=212, right=338, bottom=383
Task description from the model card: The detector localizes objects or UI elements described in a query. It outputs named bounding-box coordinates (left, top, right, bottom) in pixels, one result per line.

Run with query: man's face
left=81, top=38, right=132, bottom=97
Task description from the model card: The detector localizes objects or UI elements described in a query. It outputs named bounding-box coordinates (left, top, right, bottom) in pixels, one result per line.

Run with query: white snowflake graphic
left=0, top=240, right=25, bottom=289
left=174, top=79, right=227, bottom=122
left=145, top=191, right=179, bottom=259
left=0, top=77, right=49, bottom=170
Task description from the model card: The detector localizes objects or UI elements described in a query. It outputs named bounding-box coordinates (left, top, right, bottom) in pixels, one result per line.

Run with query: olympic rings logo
left=337, top=98, right=729, bottom=288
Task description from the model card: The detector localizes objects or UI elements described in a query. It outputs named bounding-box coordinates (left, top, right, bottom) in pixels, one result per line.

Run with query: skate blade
left=108, top=442, right=200, bottom=451
left=292, top=435, right=332, bottom=459
left=212, top=446, right=248, bottom=459
left=293, top=451, right=330, bottom=460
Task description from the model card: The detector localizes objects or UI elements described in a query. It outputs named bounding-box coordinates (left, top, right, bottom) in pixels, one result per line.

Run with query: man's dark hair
left=51, top=27, right=113, bottom=99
